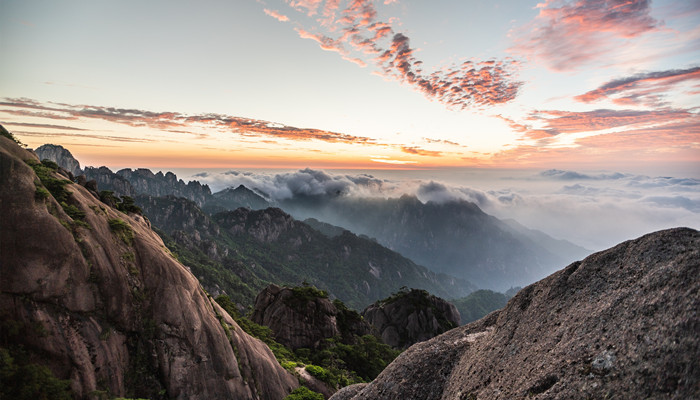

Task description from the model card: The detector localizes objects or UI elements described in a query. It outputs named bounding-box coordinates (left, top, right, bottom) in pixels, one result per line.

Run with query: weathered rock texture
left=362, top=289, right=461, bottom=349
left=34, top=143, right=82, bottom=176
left=332, top=227, right=699, bottom=400
left=0, top=137, right=297, bottom=399
left=251, top=284, right=371, bottom=350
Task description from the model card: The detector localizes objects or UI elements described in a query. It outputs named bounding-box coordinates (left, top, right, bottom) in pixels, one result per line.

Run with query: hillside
left=0, top=137, right=297, bottom=399
left=279, top=194, right=590, bottom=290
left=136, top=194, right=475, bottom=309
left=331, top=227, right=700, bottom=400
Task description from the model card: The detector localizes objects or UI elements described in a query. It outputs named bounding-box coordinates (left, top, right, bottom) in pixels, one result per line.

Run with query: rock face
left=332, top=228, right=700, bottom=400
left=117, top=168, right=211, bottom=206
left=0, top=137, right=297, bottom=399
left=80, top=164, right=211, bottom=206
left=34, top=143, right=82, bottom=176
left=362, top=289, right=461, bottom=349
left=251, top=284, right=372, bottom=350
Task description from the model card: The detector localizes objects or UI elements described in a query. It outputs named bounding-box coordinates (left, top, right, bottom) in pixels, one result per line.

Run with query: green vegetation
left=26, top=159, right=91, bottom=229
left=216, top=291, right=400, bottom=392
left=289, top=283, right=329, bottom=302
left=109, top=218, right=134, bottom=245
left=0, top=124, right=25, bottom=146
left=0, top=347, right=72, bottom=400
left=100, top=191, right=143, bottom=214
left=283, top=386, right=324, bottom=400
left=452, top=289, right=509, bottom=324
left=26, top=159, right=72, bottom=204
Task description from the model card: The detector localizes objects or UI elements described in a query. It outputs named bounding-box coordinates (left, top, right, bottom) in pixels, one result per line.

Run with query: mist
left=183, top=167, right=700, bottom=251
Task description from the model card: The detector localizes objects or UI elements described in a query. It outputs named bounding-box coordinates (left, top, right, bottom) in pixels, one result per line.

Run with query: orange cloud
left=401, top=146, right=443, bottom=157
left=0, top=98, right=378, bottom=146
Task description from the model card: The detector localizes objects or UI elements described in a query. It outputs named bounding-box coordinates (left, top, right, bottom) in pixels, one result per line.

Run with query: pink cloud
left=512, top=0, right=660, bottom=71
left=283, top=0, right=521, bottom=109
left=263, top=9, right=290, bottom=22
left=575, top=66, right=700, bottom=107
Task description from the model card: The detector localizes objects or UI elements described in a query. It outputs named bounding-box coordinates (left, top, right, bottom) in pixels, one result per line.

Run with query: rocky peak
left=0, top=137, right=297, bottom=399
left=362, top=288, right=461, bottom=349
left=251, top=284, right=371, bottom=350
left=216, top=207, right=303, bottom=243
left=116, top=167, right=211, bottom=205
left=203, top=184, right=270, bottom=214
left=332, top=227, right=700, bottom=400
left=34, top=143, right=82, bottom=176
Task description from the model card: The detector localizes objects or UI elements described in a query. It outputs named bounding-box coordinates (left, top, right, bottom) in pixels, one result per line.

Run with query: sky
left=1, top=0, right=699, bottom=249
left=0, top=0, right=698, bottom=173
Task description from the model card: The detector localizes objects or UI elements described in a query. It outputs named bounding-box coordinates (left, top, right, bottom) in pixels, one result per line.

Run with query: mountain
left=203, top=184, right=270, bottom=214
left=362, top=288, right=461, bottom=349
left=250, top=284, right=372, bottom=350
left=34, top=143, right=82, bottom=176
left=0, top=137, right=297, bottom=399
left=279, top=194, right=590, bottom=290
left=451, top=289, right=510, bottom=324
left=135, top=193, right=475, bottom=309
left=331, top=227, right=700, bottom=400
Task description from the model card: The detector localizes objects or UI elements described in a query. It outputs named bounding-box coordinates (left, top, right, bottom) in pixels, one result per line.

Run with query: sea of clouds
left=184, top=167, right=700, bottom=251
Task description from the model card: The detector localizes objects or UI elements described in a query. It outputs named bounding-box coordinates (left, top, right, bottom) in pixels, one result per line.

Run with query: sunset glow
left=0, top=0, right=698, bottom=175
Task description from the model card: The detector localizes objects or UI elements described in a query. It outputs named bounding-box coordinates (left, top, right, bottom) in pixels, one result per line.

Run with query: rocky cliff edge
left=0, top=137, right=297, bottom=399
left=332, top=227, right=699, bottom=400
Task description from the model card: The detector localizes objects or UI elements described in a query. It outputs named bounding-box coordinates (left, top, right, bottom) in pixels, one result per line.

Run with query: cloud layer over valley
left=187, top=167, right=700, bottom=251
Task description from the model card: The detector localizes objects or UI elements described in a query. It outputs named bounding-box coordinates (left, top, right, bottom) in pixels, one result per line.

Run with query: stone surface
left=362, top=289, right=461, bottom=349
left=251, top=284, right=372, bottom=350
left=0, top=137, right=297, bottom=399
left=332, top=227, right=700, bottom=400
left=34, top=143, right=82, bottom=176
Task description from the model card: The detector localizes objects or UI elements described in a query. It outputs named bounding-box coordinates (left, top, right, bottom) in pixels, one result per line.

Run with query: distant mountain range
left=35, top=143, right=590, bottom=294
left=136, top=194, right=474, bottom=309
left=278, top=194, right=590, bottom=290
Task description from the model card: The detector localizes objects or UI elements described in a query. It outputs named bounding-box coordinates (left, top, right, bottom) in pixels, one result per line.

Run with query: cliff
left=251, top=284, right=372, bottom=350
left=362, top=288, right=461, bottom=349
left=0, top=137, right=297, bottom=399
left=332, top=227, right=699, bottom=400
left=34, top=143, right=82, bottom=176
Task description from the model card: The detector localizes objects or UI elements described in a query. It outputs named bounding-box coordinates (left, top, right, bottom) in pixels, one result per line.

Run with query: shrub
left=0, top=347, right=72, bottom=400
left=0, top=125, right=24, bottom=146
left=283, top=387, right=324, bottom=400
left=108, top=218, right=134, bottom=245
left=305, top=364, right=329, bottom=383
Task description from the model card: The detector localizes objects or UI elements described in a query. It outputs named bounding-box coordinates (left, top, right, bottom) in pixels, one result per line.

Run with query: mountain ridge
left=331, top=227, right=700, bottom=400
left=0, top=136, right=298, bottom=399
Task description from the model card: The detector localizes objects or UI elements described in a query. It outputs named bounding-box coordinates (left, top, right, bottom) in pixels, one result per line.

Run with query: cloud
left=0, top=98, right=378, bottom=146
left=528, top=108, right=698, bottom=135
left=539, top=169, right=629, bottom=180
left=574, top=66, right=700, bottom=107
left=2, top=122, right=86, bottom=131
left=263, top=9, right=290, bottom=22
left=401, top=146, right=442, bottom=157
left=187, top=167, right=700, bottom=250
left=512, top=0, right=660, bottom=71
left=286, top=0, right=521, bottom=108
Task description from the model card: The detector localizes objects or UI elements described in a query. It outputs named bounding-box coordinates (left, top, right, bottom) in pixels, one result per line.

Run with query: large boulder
left=251, top=284, right=371, bottom=350
left=362, top=288, right=460, bottom=349
left=0, top=137, right=297, bottom=399
left=333, top=227, right=699, bottom=399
